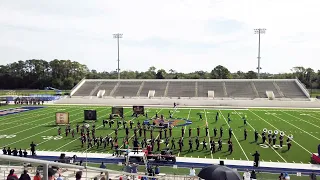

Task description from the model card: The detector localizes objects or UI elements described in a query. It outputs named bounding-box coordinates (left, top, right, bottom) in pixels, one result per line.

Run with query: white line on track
left=282, top=111, right=320, bottom=129
left=233, top=110, right=287, bottom=163
left=219, top=110, right=249, bottom=161
left=249, top=110, right=312, bottom=154
left=268, top=110, right=320, bottom=141
left=1, top=108, right=92, bottom=148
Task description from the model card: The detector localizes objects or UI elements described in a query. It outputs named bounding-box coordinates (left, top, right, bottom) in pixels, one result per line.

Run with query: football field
left=0, top=105, right=319, bottom=164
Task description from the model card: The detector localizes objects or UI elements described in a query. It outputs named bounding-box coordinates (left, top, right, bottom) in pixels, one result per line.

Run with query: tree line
left=0, top=59, right=319, bottom=90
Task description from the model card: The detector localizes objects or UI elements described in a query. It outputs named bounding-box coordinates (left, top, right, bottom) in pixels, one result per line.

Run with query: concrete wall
left=54, top=97, right=320, bottom=108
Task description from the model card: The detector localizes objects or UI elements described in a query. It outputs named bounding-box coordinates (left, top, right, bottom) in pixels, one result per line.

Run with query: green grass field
left=0, top=105, right=319, bottom=164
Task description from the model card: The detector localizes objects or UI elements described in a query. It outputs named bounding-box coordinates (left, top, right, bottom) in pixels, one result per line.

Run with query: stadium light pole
left=254, top=28, right=266, bottom=79
left=113, top=33, right=123, bottom=80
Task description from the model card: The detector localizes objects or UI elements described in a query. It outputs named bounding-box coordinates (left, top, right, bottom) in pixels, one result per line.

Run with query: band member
left=171, top=138, right=176, bottom=149
left=156, top=112, right=158, bottom=118
left=189, top=127, right=192, bottom=137
left=205, top=126, right=209, bottom=137
left=262, top=131, right=266, bottom=144
left=164, top=128, right=168, bottom=138
left=125, top=127, right=129, bottom=136
left=228, top=128, right=232, bottom=139
left=159, top=128, right=163, bottom=139
left=165, top=137, right=169, bottom=147
left=213, top=127, right=217, bottom=137
left=178, top=138, right=183, bottom=152
left=71, top=129, right=75, bottom=138
left=76, top=124, right=79, bottom=133
left=210, top=140, right=215, bottom=153
left=268, top=133, right=272, bottom=145
left=109, top=120, right=113, bottom=128
left=134, top=128, right=138, bottom=137
left=130, top=120, right=134, bottom=129
left=287, top=140, right=292, bottom=150
left=156, top=138, right=161, bottom=151
left=254, top=130, right=259, bottom=142
left=197, top=126, right=200, bottom=137
left=188, top=138, right=193, bottom=152
left=139, top=126, right=142, bottom=137
left=218, top=138, right=222, bottom=151
left=115, top=128, right=118, bottom=136
left=65, top=127, right=68, bottom=137
left=181, top=127, right=185, bottom=137
left=243, top=115, right=247, bottom=126
left=220, top=127, right=223, bottom=137
left=199, top=113, right=203, bottom=120
left=215, top=112, right=219, bottom=122
left=272, top=133, right=277, bottom=145
left=228, top=142, right=233, bottom=154
left=58, top=127, right=61, bottom=136
left=30, top=142, right=36, bottom=156
left=143, top=126, right=147, bottom=137
left=150, top=128, right=153, bottom=139
left=228, top=113, right=231, bottom=123
left=244, top=129, right=248, bottom=140
left=202, top=139, right=207, bottom=150
left=169, top=126, right=173, bottom=137
left=279, top=135, right=284, bottom=148
left=195, top=136, right=200, bottom=150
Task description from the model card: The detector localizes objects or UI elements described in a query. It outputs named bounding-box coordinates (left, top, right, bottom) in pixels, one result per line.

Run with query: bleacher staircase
left=110, top=82, right=120, bottom=96
left=136, top=81, right=145, bottom=96
left=164, top=82, right=170, bottom=97
left=89, top=82, right=103, bottom=96
left=251, top=82, right=259, bottom=98
left=273, top=82, right=285, bottom=98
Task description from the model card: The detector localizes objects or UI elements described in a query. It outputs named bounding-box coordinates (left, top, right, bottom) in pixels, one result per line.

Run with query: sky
left=0, top=0, right=319, bottom=74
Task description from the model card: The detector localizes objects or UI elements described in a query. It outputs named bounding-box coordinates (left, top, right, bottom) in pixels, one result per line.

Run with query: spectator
left=13, top=148, right=18, bottom=156
left=310, top=172, right=317, bottom=180
left=284, top=172, right=290, bottom=180
left=279, top=173, right=284, bottom=180
left=99, top=162, right=106, bottom=169
left=19, top=170, right=31, bottom=180
left=33, top=172, right=41, bottom=180
left=131, top=163, right=138, bottom=174
left=124, top=163, right=131, bottom=173
left=250, top=170, right=257, bottom=180
left=189, top=167, right=196, bottom=176
left=48, top=168, right=57, bottom=180
left=76, top=171, right=82, bottom=180
left=7, top=169, right=18, bottom=180
left=3, top=147, right=7, bottom=155
left=154, top=165, right=160, bottom=175
left=242, top=169, right=250, bottom=180
left=57, top=174, right=63, bottom=180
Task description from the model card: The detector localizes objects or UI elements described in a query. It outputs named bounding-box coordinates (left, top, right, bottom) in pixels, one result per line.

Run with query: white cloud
left=0, top=0, right=319, bottom=74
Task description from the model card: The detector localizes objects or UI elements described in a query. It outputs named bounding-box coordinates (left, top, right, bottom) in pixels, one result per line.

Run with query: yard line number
left=0, top=134, right=16, bottom=139
left=41, top=136, right=63, bottom=140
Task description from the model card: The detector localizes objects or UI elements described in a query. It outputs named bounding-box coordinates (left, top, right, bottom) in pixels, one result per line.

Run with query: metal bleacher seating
left=197, top=81, right=225, bottom=97
left=72, top=81, right=99, bottom=96
left=276, top=81, right=307, bottom=99
left=113, top=81, right=142, bottom=97
left=71, top=79, right=309, bottom=99
left=166, top=81, right=196, bottom=97
left=253, top=81, right=282, bottom=98
left=224, top=81, right=255, bottom=98
left=92, top=81, right=118, bottom=96
left=139, top=81, right=167, bottom=97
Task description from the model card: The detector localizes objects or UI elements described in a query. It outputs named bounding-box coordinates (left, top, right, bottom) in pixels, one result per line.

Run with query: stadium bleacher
left=70, top=79, right=310, bottom=99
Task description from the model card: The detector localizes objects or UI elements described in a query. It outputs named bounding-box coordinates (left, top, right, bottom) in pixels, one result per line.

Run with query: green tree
left=211, top=65, right=230, bottom=79
left=156, top=69, right=166, bottom=79
left=245, top=71, right=258, bottom=79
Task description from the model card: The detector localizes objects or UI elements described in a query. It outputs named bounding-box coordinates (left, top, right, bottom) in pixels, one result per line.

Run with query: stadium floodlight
left=113, top=33, right=123, bottom=80
left=254, top=28, right=266, bottom=79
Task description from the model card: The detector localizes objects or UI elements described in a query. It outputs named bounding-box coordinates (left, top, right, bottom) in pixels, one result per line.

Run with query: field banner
left=112, top=107, right=124, bottom=117
left=84, top=110, right=97, bottom=120
left=55, top=112, right=70, bottom=125
left=133, top=106, right=144, bottom=115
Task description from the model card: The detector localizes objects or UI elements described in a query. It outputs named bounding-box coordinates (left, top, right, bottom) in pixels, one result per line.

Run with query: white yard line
left=233, top=110, right=287, bottom=163
left=268, top=110, right=320, bottom=141
left=282, top=111, right=320, bottom=129
left=249, top=110, right=312, bottom=154
left=219, top=110, right=249, bottom=161
left=204, top=109, right=213, bottom=159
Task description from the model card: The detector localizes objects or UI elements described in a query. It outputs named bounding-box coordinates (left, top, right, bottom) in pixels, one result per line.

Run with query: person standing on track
left=252, top=151, right=260, bottom=168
